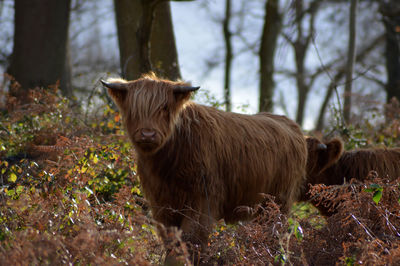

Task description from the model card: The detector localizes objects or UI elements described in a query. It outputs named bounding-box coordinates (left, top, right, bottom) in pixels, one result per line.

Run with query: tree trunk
left=62, top=39, right=73, bottom=99
left=7, top=0, right=71, bottom=100
left=343, top=0, right=358, bottom=124
left=259, top=0, right=281, bottom=112
left=293, top=0, right=308, bottom=126
left=151, top=2, right=181, bottom=80
left=114, top=0, right=142, bottom=80
left=380, top=0, right=400, bottom=103
left=114, top=0, right=181, bottom=80
left=295, top=82, right=307, bottom=126
left=223, top=0, right=232, bottom=112
left=315, top=74, right=342, bottom=131
left=294, top=42, right=308, bottom=125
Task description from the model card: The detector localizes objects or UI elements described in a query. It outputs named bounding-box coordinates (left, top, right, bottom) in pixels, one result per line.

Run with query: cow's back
left=327, top=148, right=400, bottom=183
left=138, top=104, right=307, bottom=225
left=216, top=111, right=307, bottom=221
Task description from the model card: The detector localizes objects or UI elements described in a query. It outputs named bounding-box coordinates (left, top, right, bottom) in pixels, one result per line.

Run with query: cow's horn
left=100, top=79, right=127, bottom=90
left=317, top=143, right=327, bottom=150
left=174, top=86, right=200, bottom=93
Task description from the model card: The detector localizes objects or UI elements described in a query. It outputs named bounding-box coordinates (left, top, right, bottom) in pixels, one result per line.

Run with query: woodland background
left=0, top=0, right=400, bottom=265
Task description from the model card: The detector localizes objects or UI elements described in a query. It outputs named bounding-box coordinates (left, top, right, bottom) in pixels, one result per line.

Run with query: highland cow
left=303, top=136, right=400, bottom=215
left=102, top=74, right=307, bottom=251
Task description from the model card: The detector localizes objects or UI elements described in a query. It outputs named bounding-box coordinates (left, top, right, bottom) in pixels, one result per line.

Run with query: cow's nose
left=141, top=129, right=156, bottom=138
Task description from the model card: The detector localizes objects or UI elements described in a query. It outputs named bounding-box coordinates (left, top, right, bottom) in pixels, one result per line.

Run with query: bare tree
left=343, top=0, right=358, bottom=124
left=259, top=0, right=282, bottom=112
left=223, top=0, right=232, bottom=111
left=315, top=34, right=384, bottom=131
left=282, top=0, right=319, bottom=126
left=198, top=0, right=257, bottom=111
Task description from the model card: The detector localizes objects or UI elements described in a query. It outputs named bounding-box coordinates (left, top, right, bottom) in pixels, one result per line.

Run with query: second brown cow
left=303, top=136, right=400, bottom=215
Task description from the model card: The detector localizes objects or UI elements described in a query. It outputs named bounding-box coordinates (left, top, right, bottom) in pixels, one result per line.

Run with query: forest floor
left=0, top=85, right=400, bottom=265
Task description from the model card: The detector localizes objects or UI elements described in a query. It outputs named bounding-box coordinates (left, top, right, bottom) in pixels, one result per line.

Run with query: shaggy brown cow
left=303, top=136, right=400, bottom=215
left=102, top=74, right=307, bottom=251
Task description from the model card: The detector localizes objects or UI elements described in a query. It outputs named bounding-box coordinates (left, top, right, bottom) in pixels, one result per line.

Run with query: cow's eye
left=159, top=106, right=168, bottom=117
left=163, top=106, right=171, bottom=120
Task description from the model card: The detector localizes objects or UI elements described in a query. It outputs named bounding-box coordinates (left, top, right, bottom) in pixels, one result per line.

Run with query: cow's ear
left=101, top=79, right=128, bottom=108
left=173, top=85, right=200, bottom=103
left=318, top=138, right=343, bottom=173
left=326, top=138, right=343, bottom=160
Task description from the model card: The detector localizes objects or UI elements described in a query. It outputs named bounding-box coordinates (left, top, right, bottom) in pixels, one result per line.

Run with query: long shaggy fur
left=329, top=148, right=400, bottom=181
left=304, top=137, right=400, bottom=215
left=106, top=74, right=307, bottom=247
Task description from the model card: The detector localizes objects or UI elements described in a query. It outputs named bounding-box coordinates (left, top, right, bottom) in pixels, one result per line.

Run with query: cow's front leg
left=178, top=200, right=215, bottom=264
